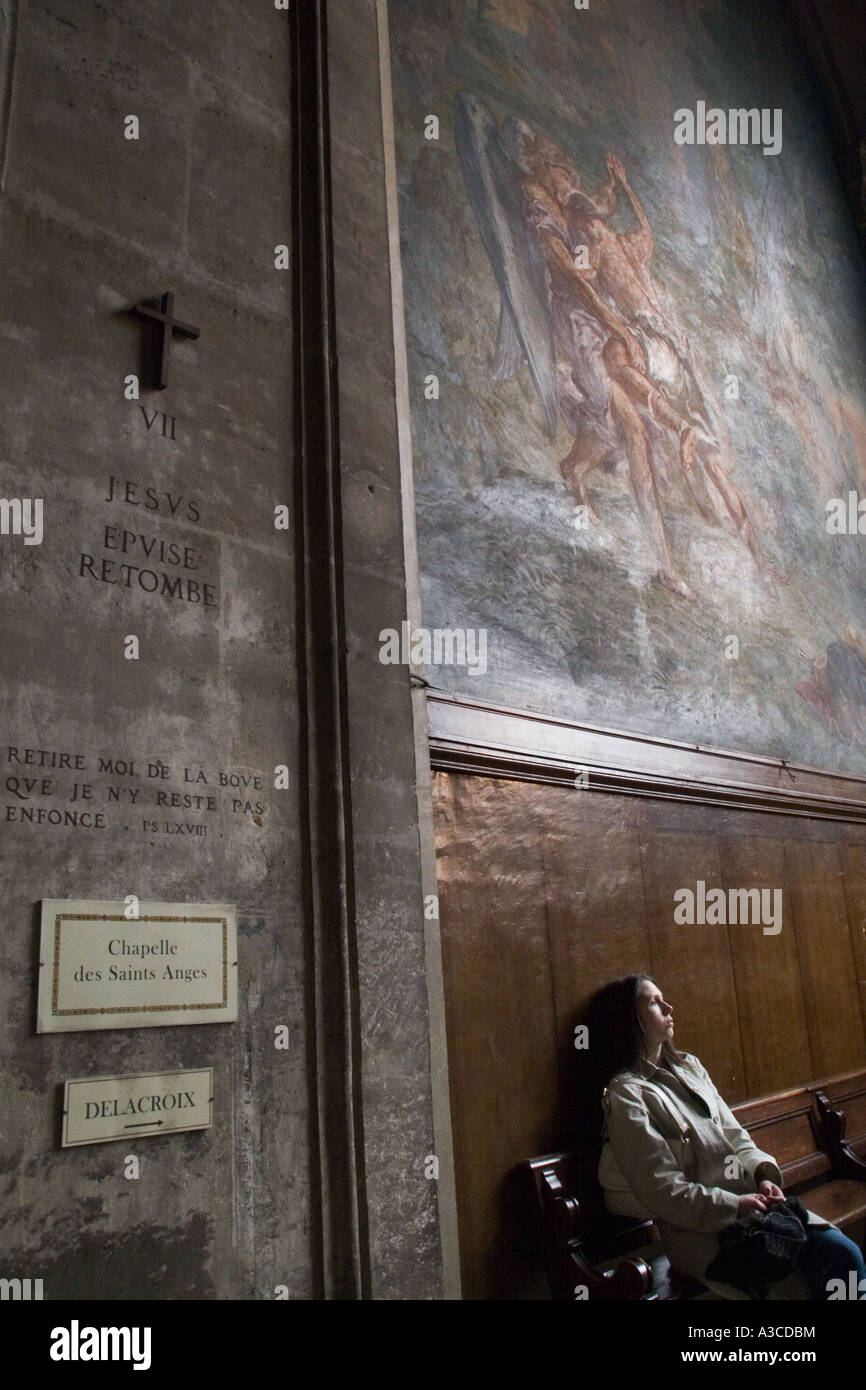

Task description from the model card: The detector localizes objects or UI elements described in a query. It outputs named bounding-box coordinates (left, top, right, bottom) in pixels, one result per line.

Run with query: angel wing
left=453, top=90, right=558, bottom=439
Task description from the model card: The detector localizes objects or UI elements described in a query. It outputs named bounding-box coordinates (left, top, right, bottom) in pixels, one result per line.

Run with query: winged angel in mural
left=454, top=92, right=784, bottom=599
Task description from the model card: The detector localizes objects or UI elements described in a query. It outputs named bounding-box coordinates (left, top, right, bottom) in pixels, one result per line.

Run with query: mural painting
left=386, top=0, right=866, bottom=772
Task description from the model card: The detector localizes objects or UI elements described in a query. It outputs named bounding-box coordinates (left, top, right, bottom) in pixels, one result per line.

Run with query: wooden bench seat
left=801, top=1178, right=866, bottom=1226
left=525, top=1068, right=866, bottom=1300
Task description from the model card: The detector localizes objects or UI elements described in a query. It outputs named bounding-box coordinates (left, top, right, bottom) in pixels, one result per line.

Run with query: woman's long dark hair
left=572, top=973, right=683, bottom=1144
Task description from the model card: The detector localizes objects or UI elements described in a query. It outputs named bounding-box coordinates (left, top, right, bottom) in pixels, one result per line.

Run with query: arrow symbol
left=124, top=1120, right=164, bottom=1129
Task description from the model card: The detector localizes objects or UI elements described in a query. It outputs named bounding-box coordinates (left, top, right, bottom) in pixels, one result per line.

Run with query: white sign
left=37, top=899, right=238, bottom=1033
left=62, top=1068, right=213, bottom=1146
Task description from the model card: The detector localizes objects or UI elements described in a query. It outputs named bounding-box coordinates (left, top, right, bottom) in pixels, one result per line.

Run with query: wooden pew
left=525, top=1150, right=704, bottom=1300
left=736, top=1077, right=866, bottom=1232
left=525, top=1070, right=866, bottom=1300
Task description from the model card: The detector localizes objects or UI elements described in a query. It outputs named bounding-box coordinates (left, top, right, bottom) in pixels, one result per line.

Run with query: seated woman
left=580, top=974, right=866, bottom=1300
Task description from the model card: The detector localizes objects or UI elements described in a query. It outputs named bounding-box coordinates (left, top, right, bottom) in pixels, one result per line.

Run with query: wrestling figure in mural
left=454, top=91, right=784, bottom=599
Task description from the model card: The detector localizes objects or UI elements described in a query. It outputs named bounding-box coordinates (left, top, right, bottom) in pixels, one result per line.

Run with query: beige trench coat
left=598, top=1051, right=829, bottom=1299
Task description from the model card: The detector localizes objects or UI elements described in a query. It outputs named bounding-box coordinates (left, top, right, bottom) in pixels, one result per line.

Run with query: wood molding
left=427, top=689, right=866, bottom=822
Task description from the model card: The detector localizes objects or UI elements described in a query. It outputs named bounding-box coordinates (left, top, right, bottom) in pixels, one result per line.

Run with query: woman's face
left=637, top=979, right=674, bottom=1051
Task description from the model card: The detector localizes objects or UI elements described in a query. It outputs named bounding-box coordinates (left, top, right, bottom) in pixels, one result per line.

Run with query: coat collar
left=634, top=1050, right=690, bottom=1079
left=623, top=1052, right=714, bottom=1116
left=631, top=1053, right=675, bottom=1080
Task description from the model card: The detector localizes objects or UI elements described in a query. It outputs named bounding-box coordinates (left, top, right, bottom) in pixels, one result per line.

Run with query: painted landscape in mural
left=387, top=0, right=866, bottom=772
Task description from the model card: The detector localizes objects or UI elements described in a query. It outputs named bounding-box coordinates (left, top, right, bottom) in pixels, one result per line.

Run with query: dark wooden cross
left=132, top=291, right=200, bottom=390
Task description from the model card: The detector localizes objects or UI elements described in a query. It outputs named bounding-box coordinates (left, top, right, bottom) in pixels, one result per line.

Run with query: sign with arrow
left=62, top=1068, right=213, bottom=1147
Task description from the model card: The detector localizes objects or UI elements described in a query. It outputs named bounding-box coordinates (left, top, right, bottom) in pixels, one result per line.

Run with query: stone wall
left=0, top=0, right=448, bottom=1301
left=0, top=0, right=301, bottom=1300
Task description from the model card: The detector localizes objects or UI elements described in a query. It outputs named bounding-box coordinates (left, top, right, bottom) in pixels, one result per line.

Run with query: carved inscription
left=78, top=476, right=218, bottom=607
left=4, top=747, right=267, bottom=835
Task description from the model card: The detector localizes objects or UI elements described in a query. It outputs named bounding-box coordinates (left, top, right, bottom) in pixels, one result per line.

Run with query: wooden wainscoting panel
left=433, top=772, right=560, bottom=1299
left=637, top=831, right=744, bottom=1098
left=839, top=844, right=866, bottom=1034
left=784, top=839, right=866, bottom=1079
left=539, top=786, right=651, bottom=1137
left=718, top=834, right=811, bottom=1101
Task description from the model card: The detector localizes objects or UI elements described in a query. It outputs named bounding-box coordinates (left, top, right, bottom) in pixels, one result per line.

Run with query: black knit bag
left=705, top=1197, right=810, bottom=1299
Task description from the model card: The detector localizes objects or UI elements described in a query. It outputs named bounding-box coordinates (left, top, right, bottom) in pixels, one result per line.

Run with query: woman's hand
left=758, top=1179, right=786, bottom=1206
left=737, top=1193, right=769, bottom=1216
left=736, top=1181, right=785, bottom=1217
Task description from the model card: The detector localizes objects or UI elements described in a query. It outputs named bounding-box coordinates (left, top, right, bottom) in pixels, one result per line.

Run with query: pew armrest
left=527, top=1156, right=657, bottom=1300
left=814, top=1089, right=866, bottom=1181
